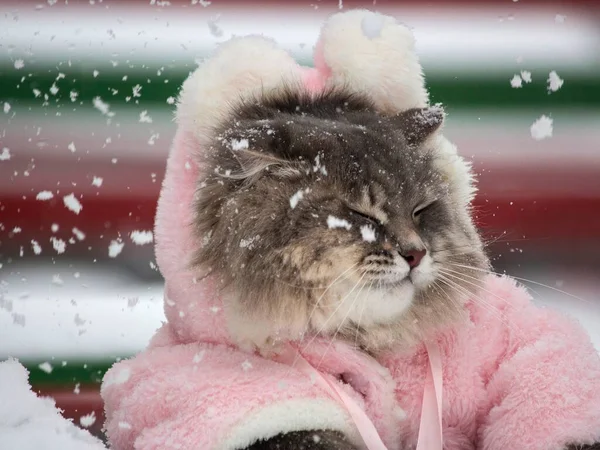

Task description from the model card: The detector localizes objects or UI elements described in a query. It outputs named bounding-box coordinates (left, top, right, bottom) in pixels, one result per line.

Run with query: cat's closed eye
left=412, top=200, right=437, bottom=222
left=348, top=207, right=380, bottom=225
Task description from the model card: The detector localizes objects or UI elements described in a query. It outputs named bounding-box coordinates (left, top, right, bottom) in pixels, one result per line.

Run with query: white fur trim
left=319, top=9, right=429, bottom=114
left=176, top=35, right=301, bottom=146
left=433, top=135, right=478, bottom=206
left=222, top=398, right=362, bottom=450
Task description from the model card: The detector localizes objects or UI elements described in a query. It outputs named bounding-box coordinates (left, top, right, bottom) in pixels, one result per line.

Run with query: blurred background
left=1, top=0, right=599, bottom=441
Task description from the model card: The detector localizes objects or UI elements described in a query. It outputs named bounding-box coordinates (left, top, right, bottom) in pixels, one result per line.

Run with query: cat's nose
left=402, top=249, right=426, bottom=269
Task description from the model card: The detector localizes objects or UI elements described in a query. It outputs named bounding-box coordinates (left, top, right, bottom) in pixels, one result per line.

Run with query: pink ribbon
left=278, top=342, right=443, bottom=450
left=416, top=341, right=443, bottom=450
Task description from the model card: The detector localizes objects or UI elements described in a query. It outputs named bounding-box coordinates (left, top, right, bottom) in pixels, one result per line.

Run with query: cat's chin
left=314, top=279, right=417, bottom=333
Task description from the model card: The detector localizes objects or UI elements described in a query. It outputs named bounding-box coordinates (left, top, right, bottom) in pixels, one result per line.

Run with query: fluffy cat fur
left=192, top=86, right=488, bottom=355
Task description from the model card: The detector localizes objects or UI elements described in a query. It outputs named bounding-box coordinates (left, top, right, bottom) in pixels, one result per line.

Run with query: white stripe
left=1, top=6, right=598, bottom=72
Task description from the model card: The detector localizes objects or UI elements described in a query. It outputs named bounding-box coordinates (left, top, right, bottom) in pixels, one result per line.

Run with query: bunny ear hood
left=153, top=9, right=475, bottom=343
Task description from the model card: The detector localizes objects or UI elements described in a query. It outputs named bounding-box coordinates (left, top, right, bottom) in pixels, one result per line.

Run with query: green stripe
left=24, top=360, right=118, bottom=387
left=2, top=64, right=599, bottom=110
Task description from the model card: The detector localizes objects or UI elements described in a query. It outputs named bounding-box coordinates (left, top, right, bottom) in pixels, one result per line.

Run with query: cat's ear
left=393, top=106, right=445, bottom=147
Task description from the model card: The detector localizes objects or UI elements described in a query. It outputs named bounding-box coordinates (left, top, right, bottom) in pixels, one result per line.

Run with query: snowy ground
left=0, top=359, right=106, bottom=450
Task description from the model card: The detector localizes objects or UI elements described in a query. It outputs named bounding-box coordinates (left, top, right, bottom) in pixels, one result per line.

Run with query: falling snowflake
left=79, top=411, right=96, bottom=428
left=74, top=314, right=86, bottom=326
left=31, top=240, right=42, bottom=255
left=93, top=96, right=115, bottom=117
left=130, top=230, right=153, bottom=245
left=207, top=15, right=224, bottom=38
left=52, top=274, right=64, bottom=286
left=510, top=75, right=522, bottom=88
left=530, top=115, right=553, bottom=140
left=36, top=190, right=54, bottom=200
left=63, top=193, right=82, bottom=214
left=108, top=239, right=124, bottom=258
left=139, top=110, right=153, bottom=123
left=547, top=71, right=564, bottom=92
left=166, top=96, right=175, bottom=105
left=3, top=102, right=10, bottom=114
left=290, top=190, right=304, bottom=209
left=50, top=237, right=66, bottom=254
left=360, top=225, right=376, bottom=242
left=67, top=142, right=76, bottom=153
left=240, top=235, right=260, bottom=249
left=92, top=176, right=103, bottom=187
left=104, top=367, right=131, bottom=387
left=38, top=362, right=53, bottom=373
left=230, top=138, right=248, bottom=151
left=0, top=148, right=11, bottom=161
left=14, top=59, right=25, bottom=69
left=12, top=313, right=26, bottom=326
left=72, top=227, right=86, bottom=241
left=520, top=71, right=532, bottom=83
left=360, top=12, right=384, bottom=39
left=327, top=215, right=352, bottom=230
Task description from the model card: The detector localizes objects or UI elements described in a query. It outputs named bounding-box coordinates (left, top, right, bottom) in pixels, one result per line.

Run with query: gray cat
left=192, top=87, right=599, bottom=450
left=193, top=87, right=486, bottom=355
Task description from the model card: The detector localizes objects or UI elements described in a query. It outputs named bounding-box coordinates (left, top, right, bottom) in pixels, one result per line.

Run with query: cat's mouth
left=364, top=268, right=435, bottom=291
left=369, top=276, right=411, bottom=289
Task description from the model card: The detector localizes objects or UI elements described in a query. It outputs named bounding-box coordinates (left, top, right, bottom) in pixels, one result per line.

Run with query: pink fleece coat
left=101, top=10, right=600, bottom=450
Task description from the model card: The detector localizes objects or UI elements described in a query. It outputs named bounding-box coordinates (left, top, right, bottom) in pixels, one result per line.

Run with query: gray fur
left=192, top=87, right=488, bottom=353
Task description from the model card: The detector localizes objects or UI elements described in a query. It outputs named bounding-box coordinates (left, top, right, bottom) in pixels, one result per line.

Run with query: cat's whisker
left=436, top=274, right=505, bottom=324
left=436, top=273, right=524, bottom=342
left=431, top=243, right=478, bottom=254
left=300, top=273, right=366, bottom=357
left=438, top=267, right=514, bottom=308
left=435, top=276, right=510, bottom=333
left=304, top=263, right=361, bottom=329
left=316, top=273, right=368, bottom=369
left=447, top=262, right=592, bottom=305
left=431, top=280, right=461, bottom=316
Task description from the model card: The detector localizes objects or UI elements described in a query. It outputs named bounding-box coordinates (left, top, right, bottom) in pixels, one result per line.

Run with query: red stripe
left=3, top=166, right=600, bottom=258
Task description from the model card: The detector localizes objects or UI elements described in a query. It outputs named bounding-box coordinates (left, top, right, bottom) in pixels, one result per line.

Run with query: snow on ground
left=0, top=359, right=106, bottom=450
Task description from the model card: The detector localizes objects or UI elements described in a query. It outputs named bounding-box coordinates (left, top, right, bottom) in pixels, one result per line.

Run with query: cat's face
left=193, top=91, right=488, bottom=351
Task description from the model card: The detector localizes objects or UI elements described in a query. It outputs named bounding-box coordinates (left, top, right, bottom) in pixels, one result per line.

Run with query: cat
left=192, top=87, right=599, bottom=450
left=193, top=86, right=487, bottom=355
